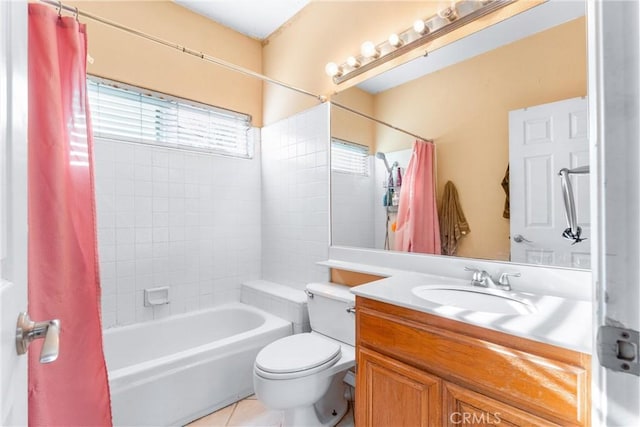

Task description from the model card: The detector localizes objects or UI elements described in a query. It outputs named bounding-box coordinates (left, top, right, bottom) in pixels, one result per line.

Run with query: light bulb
left=413, top=20, right=428, bottom=35
left=360, top=41, right=380, bottom=59
left=437, top=1, right=458, bottom=22
left=324, top=62, right=342, bottom=77
left=388, top=33, right=403, bottom=48
left=346, top=56, right=361, bottom=68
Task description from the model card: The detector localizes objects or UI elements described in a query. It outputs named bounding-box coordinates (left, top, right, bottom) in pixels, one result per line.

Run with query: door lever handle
left=16, top=312, right=61, bottom=363
left=513, top=234, right=533, bottom=244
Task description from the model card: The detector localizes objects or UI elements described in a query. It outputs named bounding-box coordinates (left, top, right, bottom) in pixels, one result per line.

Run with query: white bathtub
left=103, top=303, right=292, bottom=426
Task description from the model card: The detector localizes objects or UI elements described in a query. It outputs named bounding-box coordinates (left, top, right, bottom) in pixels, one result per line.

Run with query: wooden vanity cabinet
left=355, top=297, right=591, bottom=427
left=357, top=347, right=442, bottom=426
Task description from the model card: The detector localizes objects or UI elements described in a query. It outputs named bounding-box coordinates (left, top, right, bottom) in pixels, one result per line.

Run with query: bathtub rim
left=104, top=302, right=292, bottom=383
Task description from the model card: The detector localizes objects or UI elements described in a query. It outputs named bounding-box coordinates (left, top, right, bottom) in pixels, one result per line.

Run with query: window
left=87, top=78, right=253, bottom=158
left=331, top=138, right=369, bottom=176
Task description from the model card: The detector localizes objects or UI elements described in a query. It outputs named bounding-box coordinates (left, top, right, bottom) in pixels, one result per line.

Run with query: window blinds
left=87, top=79, right=253, bottom=158
left=331, top=138, right=369, bottom=176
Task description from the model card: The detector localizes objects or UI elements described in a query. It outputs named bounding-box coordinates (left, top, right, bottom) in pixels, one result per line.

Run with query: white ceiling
left=175, top=0, right=310, bottom=40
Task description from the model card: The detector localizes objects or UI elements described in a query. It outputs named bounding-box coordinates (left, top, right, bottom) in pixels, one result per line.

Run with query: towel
left=501, top=165, right=510, bottom=219
left=439, top=181, right=470, bottom=256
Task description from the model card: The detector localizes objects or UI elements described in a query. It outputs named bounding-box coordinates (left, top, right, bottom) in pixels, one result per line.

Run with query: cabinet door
left=356, top=347, right=441, bottom=427
left=443, top=382, right=562, bottom=427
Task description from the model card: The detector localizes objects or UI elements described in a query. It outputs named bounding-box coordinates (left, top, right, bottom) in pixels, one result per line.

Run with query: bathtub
left=103, top=303, right=292, bottom=426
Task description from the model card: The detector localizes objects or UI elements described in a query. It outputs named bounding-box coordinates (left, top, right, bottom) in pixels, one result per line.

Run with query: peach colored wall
left=331, top=88, right=376, bottom=149
left=67, top=0, right=263, bottom=125
left=263, top=1, right=433, bottom=124
left=262, top=0, right=543, bottom=125
left=374, top=18, right=587, bottom=261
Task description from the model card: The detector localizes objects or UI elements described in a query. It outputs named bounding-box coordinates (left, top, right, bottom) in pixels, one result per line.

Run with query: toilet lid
left=255, top=333, right=341, bottom=374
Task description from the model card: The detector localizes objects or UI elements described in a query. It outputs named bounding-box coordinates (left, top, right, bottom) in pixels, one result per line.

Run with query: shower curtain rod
left=38, top=0, right=325, bottom=102
left=331, top=101, right=434, bottom=144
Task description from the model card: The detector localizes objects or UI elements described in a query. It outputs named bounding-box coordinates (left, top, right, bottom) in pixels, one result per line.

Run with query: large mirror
left=330, top=0, right=590, bottom=269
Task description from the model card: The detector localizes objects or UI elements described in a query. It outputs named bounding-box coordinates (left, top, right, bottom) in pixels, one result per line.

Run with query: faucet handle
left=498, top=272, right=521, bottom=286
left=465, top=267, right=489, bottom=286
left=465, top=266, right=489, bottom=278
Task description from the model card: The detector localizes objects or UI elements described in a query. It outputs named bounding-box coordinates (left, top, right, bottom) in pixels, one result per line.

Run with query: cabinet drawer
left=357, top=304, right=589, bottom=425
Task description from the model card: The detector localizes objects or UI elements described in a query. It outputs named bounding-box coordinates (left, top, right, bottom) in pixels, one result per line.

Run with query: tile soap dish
left=144, top=286, right=170, bottom=306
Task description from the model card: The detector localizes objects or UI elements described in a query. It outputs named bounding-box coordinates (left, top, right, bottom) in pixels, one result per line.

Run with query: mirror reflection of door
left=509, top=97, right=590, bottom=268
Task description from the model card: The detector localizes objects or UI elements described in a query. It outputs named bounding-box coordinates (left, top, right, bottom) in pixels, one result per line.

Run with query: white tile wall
left=95, top=136, right=262, bottom=328
left=261, top=104, right=330, bottom=289
left=331, top=159, right=376, bottom=248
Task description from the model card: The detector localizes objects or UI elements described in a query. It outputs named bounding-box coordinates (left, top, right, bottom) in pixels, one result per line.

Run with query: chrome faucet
left=464, top=267, right=520, bottom=291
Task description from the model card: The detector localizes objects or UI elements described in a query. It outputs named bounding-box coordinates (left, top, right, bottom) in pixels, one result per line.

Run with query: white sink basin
left=411, top=285, right=537, bottom=315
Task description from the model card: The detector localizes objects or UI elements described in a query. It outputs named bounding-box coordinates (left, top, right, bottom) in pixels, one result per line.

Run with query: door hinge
left=597, top=325, right=639, bottom=376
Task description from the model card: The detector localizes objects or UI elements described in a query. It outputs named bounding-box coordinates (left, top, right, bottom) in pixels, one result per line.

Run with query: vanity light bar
left=330, top=0, right=517, bottom=85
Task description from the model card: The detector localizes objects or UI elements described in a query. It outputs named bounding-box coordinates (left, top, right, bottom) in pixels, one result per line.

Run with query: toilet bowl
left=253, top=283, right=356, bottom=427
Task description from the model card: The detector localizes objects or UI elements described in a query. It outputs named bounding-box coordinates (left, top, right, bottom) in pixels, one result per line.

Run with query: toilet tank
left=306, top=283, right=355, bottom=346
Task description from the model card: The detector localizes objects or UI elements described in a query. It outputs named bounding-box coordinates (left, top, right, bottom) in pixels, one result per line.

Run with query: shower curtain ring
left=57, top=1, right=62, bottom=18
left=74, top=7, right=79, bottom=22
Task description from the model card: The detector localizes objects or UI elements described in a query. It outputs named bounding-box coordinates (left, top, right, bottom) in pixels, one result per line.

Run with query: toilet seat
left=255, top=333, right=342, bottom=380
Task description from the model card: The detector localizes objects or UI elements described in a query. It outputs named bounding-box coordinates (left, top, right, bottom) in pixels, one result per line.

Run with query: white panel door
left=0, top=1, right=28, bottom=426
left=509, top=97, right=590, bottom=268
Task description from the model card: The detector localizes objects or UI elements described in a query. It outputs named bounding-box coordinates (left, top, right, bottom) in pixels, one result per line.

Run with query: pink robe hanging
left=394, top=140, right=441, bottom=254
left=28, top=4, right=112, bottom=426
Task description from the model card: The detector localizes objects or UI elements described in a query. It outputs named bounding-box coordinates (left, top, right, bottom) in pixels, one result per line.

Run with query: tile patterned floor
left=186, top=395, right=355, bottom=427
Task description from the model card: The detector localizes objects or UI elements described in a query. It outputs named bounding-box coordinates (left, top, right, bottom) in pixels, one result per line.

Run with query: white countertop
left=350, top=271, right=592, bottom=355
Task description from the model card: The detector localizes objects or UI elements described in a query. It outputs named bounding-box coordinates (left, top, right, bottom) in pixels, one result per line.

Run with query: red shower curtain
left=394, top=140, right=441, bottom=254
left=28, top=4, right=112, bottom=426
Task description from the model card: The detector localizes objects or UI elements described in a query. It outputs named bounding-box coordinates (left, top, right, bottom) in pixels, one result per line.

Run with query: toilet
left=253, top=283, right=355, bottom=427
